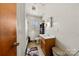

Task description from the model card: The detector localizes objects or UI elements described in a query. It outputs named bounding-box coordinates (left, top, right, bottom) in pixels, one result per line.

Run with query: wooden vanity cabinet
left=40, top=37, right=55, bottom=56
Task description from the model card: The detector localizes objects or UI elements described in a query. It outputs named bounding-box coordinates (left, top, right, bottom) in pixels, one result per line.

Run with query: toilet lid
left=53, top=47, right=66, bottom=56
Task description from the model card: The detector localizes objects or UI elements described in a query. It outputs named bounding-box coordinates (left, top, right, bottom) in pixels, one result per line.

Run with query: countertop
left=39, top=34, right=56, bottom=39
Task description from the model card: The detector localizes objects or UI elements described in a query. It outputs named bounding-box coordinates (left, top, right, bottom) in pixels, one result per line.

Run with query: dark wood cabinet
left=40, top=36, right=55, bottom=56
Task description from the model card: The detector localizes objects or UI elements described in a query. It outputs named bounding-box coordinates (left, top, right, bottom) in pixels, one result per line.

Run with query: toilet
left=52, top=47, right=66, bottom=56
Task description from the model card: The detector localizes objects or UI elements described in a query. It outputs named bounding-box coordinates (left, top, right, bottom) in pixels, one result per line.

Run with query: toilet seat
left=53, top=47, right=66, bottom=56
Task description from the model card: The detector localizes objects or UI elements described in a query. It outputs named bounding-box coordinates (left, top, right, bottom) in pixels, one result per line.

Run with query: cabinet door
left=45, top=39, right=55, bottom=55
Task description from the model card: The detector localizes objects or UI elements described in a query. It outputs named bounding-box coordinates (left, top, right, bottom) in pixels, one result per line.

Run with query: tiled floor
left=27, top=41, right=44, bottom=56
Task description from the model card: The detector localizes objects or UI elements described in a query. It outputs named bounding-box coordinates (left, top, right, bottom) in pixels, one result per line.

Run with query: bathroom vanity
left=40, top=34, right=56, bottom=56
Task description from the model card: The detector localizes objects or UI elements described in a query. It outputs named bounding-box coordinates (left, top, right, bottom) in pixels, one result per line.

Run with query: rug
left=27, top=47, right=39, bottom=56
